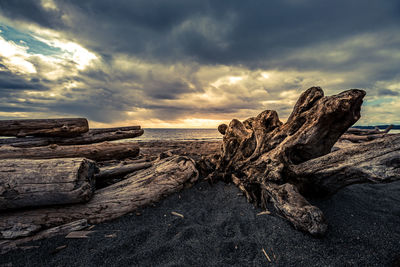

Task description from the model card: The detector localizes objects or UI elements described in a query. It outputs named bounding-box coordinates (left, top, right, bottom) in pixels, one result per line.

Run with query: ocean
left=130, top=128, right=400, bottom=142
left=133, top=128, right=223, bottom=142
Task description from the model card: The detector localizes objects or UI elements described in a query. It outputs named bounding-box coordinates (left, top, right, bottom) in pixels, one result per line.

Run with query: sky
left=0, top=0, right=399, bottom=128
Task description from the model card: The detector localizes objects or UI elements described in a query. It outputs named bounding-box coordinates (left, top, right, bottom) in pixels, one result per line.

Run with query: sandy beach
left=1, top=140, right=399, bottom=267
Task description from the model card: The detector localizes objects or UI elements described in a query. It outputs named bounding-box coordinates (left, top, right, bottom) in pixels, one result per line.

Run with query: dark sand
left=1, top=179, right=399, bottom=266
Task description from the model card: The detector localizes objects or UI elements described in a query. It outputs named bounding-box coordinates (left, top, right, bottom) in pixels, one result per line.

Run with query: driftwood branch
left=0, top=118, right=88, bottom=137
left=0, top=142, right=139, bottom=161
left=0, top=155, right=198, bottom=241
left=0, top=158, right=96, bottom=211
left=0, top=127, right=143, bottom=148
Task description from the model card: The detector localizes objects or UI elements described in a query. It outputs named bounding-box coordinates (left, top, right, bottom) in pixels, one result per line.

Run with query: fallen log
left=0, top=127, right=144, bottom=148
left=291, top=134, right=400, bottom=196
left=0, top=219, right=88, bottom=254
left=339, top=133, right=391, bottom=143
left=0, top=142, right=139, bottom=161
left=0, top=158, right=96, bottom=211
left=95, top=162, right=152, bottom=181
left=210, top=87, right=373, bottom=235
left=0, top=118, right=88, bottom=137
left=346, top=124, right=393, bottom=136
left=0, top=155, right=198, bottom=241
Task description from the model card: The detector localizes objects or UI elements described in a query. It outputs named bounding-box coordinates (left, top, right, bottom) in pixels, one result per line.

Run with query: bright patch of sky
left=0, top=23, right=62, bottom=56
left=0, top=22, right=96, bottom=70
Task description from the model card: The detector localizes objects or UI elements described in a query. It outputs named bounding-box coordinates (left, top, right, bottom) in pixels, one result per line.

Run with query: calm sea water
left=126, top=128, right=400, bottom=142
left=133, top=128, right=223, bottom=142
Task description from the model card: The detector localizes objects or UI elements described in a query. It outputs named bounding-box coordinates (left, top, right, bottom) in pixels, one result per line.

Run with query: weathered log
left=0, top=118, right=88, bottom=137
left=0, top=142, right=139, bottom=161
left=211, top=87, right=369, bottom=235
left=0, top=155, right=198, bottom=241
left=0, top=158, right=96, bottom=211
left=292, top=134, right=400, bottom=196
left=346, top=124, right=393, bottom=136
left=89, top=126, right=141, bottom=133
left=339, top=133, right=390, bottom=143
left=0, top=219, right=88, bottom=254
left=95, top=162, right=152, bottom=180
left=0, top=127, right=144, bottom=148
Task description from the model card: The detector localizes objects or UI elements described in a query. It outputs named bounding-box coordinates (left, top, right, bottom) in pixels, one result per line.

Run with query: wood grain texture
left=0, top=158, right=96, bottom=211
left=0, top=128, right=143, bottom=148
left=0, top=155, right=198, bottom=241
left=0, top=118, right=88, bottom=137
left=0, top=142, right=139, bottom=161
left=207, top=87, right=367, bottom=235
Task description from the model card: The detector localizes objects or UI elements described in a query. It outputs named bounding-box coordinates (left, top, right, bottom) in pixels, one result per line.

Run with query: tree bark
left=291, top=134, right=400, bottom=196
left=0, top=142, right=139, bottom=161
left=0, top=118, right=88, bottom=137
left=339, top=133, right=391, bottom=143
left=0, top=155, right=198, bottom=241
left=346, top=124, right=393, bottom=136
left=0, top=158, right=96, bottom=211
left=95, top=162, right=152, bottom=181
left=0, top=219, right=88, bottom=254
left=211, top=87, right=370, bottom=235
left=0, top=127, right=144, bottom=148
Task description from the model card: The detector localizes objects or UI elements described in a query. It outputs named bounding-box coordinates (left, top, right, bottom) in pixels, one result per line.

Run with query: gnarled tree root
left=209, top=87, right=400, bottom=236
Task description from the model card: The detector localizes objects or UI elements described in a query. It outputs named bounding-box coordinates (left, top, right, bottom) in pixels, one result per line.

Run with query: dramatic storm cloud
left=0, top=0, right=399, bottom=127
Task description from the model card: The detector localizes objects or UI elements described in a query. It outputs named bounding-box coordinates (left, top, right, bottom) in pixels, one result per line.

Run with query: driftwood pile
left=0, top=118, right=198, bottom=253
left=201, top=87, right=399, bottom=236
left=0, top=87, right=399, bottom=253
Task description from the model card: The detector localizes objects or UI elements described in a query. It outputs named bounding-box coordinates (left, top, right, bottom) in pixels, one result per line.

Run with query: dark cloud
left=0, top=0, right=399, bottom=125
left=0, top=70, right=48, bottom=91
left=1, top=0, right=399, bottom=68
left=0, top=0, right=64, bottom=29
left=378, top=89, right=399, bottom=96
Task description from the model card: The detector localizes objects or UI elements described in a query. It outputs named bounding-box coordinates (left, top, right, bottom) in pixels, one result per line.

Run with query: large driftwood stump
left=0, top=126, right=144, bottom=148
left=0, top=158, right=96, bottom=211
left=0, top=155, right=198, bottom=240
left=0, top=142, right=139, bottom=161
left=0, top=118, right=88, bottom=137
left=211, top=87, right=400, bottom=236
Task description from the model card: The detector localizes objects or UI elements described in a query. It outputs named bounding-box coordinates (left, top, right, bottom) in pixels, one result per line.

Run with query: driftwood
left=0, top=158, right=96, bottom=211
left=0, top=219, right=88, bottom=254
left=0, top=126, right=143, bottom=148
left=340, top=133, right=389, bottom=143
left=292, top=134, right=400, bottom=196
left=208, top=87, right=400, bottom=236
left=346, top=124, right=393, bottom=135
left=0, top=118, right=88, bottom=137
left=340, top=124, right=393, bottom=143
left=0, top=155, right=198, bottom=241
left=95, top=162, right=152, bottom=181
left=0, top=142, right=139, bottom=161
